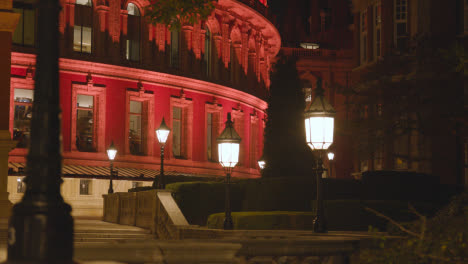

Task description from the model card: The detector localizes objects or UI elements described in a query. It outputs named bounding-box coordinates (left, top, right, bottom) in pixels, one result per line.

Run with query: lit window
left=12, top=4, right=36, bottom=47
left=394, top=0, right=408, bottom=50
left=300, top=43, right=320, bottom=50
left=74, top=0, right=92, bottom=53
left=79, top=179, right=91, bottom=195
left=374, top=3, right=382, bottom=59
left=204, top=27, right=212, bottom=77
left=172, top=106, right=182, bottom=157
left=360, top=11, right=368, bottom=64
left=16, top=178, right=25, bottom=193
left=76, top=94, right=95, bottom=152
left=13, top=88, right=34, bottom=148
left=126, top=3, right=140, bottom=61
left=132, top=182, right=142, bottom=189
left=170, top=30, right=179, bottom=68
left=129, top=101, right=143, bottom=155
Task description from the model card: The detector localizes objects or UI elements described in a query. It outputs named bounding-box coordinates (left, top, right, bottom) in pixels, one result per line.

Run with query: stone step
left=74, top=237, right=153, bottom=243
left=74, top=232, right=153, bottom=239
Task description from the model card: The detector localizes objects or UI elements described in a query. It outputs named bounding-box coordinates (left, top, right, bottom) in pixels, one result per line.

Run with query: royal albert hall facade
left=7, top=0, right=280, bottom=216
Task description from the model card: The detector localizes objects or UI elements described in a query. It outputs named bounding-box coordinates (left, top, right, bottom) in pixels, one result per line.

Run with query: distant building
left=6, top=0, right=280, bottom=216
left=350, top=0, right=468, bottom=186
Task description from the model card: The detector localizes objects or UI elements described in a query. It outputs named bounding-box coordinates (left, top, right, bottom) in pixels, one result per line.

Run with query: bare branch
left=364, top=207, right=422, bottom=239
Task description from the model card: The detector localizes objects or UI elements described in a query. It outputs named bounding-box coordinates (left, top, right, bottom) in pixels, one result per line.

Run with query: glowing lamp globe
left=217, top=113, right=241, bottom=170
left=327, top=152, right=334, bottom=161
left=304, top=79, right=335, bottom=151
left=156, top=118, right=171, bottom=145
left=107, top=141, right=117, bottom=160
left=257, top=156, right=266, bottom=170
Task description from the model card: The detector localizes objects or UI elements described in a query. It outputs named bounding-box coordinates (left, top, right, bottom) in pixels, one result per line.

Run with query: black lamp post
left=107, top=141, right=117, bottom=194
left=217, top=113, right=241, bottom=230
left=327, top=151, right=334, bottom=178
left=7, top=0, right=74, bottom=260
left=154, top=118, right=170, bottom=189
left=304, top=78, right=335, bottom=233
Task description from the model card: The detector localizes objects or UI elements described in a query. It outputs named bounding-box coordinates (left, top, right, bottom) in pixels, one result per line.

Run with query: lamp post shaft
left=108, top=160, right=114, bottom=194
left=7, top=0, right=74, bottom=260
left=224, top=172, right=233, bottom=230
left=159, top=145, right=165, bottom=189
left=314, top=154, right=327, bottom=233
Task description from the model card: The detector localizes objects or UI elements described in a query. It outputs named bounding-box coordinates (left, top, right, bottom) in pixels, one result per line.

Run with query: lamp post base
left=223, top=216, right=233, bottom=230
left=313, top=216, right=327, bottom=233
left=7, top=200, right=74, bottom=263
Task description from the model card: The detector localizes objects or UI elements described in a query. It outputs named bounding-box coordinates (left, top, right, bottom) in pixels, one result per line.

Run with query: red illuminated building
left=3, top=0, right=281, bottom=215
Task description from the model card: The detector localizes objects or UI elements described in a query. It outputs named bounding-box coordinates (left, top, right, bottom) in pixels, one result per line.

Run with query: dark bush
left=311, top=200, right=444, bottom=231
left=166, top=181, right=243, bottom=226
left=360, top=171, right=440, bottom=201
left=207, top=211, right=315, bottom=230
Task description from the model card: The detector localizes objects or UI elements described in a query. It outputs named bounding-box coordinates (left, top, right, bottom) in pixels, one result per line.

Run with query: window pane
left=12, top=8, right=24, bottom=45
left=172, top=107, right=182, bottom=157
left=76, top=95, right=94, bottom=152
left=130, top=101, right=142, bottom=113
left=13, top=89, right=34, bottom=148
left=76, top=0, right=92, bottom=6
left=74, top=26, right=92, bottom=53
left=15, top=88, right=34, bottom=102
left=173, top=106, right=182, bottom=119
left=23, top=9, right=35, bottom=46
left=77, top=94, right=93, bottom=107
left=79, top=179, right=90, bottom=195
left=171, top=31, right=179, bottom=68
left=73, top=26, right=82, bottom=52
left=17, top=178, right=25, bottom=193
left=129, top=114, right=142, bottom=155
left=127, top=3, right=140, bottom=16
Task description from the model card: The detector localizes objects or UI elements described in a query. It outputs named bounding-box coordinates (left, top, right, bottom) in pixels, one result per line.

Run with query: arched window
left=170, top=30, right=179, bottom=68
left=204, top=27, right=212, bottom=76
left=74, top=0, right=92, bottom=53
left=126, top=3, right=140, bottom=61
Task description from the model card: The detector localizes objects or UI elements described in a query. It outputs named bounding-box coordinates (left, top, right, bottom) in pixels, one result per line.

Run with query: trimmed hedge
left=206, top=211, right=315, bottom=230
left=311, top=200, right=444, bottom=231
left=241, top=177, right=363, bottom=211
left=166, top=181, right=243, bottom=226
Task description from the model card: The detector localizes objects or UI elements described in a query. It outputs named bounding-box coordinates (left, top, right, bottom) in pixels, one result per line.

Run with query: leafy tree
left=262, top=53, right=314, bottom=178
left=145, top=0, right=216, bottom=30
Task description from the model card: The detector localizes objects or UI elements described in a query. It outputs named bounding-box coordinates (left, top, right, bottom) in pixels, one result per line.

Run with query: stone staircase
left=74, top=220, right=154, bottom=244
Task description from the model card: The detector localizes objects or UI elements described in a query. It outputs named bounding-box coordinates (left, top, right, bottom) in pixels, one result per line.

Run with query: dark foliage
left=144, top=0, right=216, bottom=31
left=262, top=53, right=314, bottom=178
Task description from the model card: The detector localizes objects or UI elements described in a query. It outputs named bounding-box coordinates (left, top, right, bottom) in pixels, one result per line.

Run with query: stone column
left=0, top=0, right=20, bottom=218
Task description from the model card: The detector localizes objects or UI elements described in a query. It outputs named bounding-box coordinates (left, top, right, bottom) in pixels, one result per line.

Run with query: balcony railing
left=281, top=47, right=353, bottom=59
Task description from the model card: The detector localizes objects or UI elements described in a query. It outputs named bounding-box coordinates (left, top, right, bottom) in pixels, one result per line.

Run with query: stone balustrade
left=103, top=189, right=190, bottom=239
left=103, top=189, right=378, bottom=264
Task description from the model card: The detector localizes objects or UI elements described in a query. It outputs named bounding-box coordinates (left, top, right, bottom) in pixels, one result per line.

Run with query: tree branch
left=364, top=207, right=422, bottom=239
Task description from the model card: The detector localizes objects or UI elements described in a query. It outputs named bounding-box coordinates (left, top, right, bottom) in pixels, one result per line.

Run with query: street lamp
left=107, top=141, right=117, bottom=194
left=217, top=113, right=241, bottom=230
left=154, top=117, right=171, bottom=189
left=257, top=155, right=266, bottom=170
left=327, top=152, right=334, bottom=178
left=304, top=78, right=335, bottom=233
